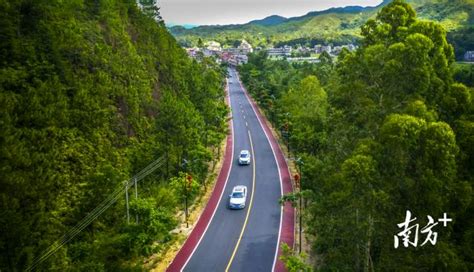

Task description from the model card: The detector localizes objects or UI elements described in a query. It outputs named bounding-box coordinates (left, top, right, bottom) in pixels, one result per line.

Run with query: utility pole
left=283, top=112, right=291, bottom=154
left=125, top=182, right=130, bottom=225
left=26, top=155, right=165, bottom=271
left=134, top=177, right=138, bottom=224
left=185, top=174, right=193, bottom=228
left=185, top=176, right=189, bottom=228
left=269, top=94, right=276, bottom=124
left=182, top=159, right=189, bottom=228
left=294, top=173, right=302, bottom=253
left=299, top=177, right=302, bottom=253
left=295, top=157, right=304, bottom=253
left=285, top=122, right=290, bottom=154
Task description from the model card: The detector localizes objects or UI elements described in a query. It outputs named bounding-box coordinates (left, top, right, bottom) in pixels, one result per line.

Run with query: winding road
left=167, top=67, right=294, bottom=272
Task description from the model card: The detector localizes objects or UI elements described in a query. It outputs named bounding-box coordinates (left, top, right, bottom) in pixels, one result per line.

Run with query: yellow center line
left=225, top=129, right=256, bottom=272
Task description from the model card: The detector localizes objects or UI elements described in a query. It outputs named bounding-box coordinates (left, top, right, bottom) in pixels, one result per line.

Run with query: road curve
left=167, top=67, right=294, bottom=272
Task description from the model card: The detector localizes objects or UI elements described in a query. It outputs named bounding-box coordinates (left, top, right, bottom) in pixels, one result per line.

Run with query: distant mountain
left=248, top=15, right=287, bottom=26
left=166, top=23, right=198, bottom=29
left=285, top=5, right=376, bottom=23
left=169, top=0, right=474, bottom=51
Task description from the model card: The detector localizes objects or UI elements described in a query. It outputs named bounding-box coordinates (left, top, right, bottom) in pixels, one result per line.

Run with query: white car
left=238, top=150, right=251, bottom=165
left=229, top=185, right=247, bottom=209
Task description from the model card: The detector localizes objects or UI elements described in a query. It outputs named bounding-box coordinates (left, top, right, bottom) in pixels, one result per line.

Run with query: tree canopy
left=239, top=0, right=473, bottom=270
left=0, top=0, right=228, bottom=270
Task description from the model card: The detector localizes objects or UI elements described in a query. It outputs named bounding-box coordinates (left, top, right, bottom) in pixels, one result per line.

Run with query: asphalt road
left=183, top=67, right=282, bottom=271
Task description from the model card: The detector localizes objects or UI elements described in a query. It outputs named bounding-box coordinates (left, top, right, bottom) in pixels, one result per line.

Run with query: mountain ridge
left=248, top=15, right=288, bottom=26
left=168, top=3, right=383, bottom=30
left=169, top=0, right=473, bottom=52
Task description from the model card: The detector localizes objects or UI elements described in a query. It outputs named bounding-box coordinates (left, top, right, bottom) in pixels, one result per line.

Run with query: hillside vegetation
left=240, top=0, right=473, bottom=270
left=0, top=0, right=227, bottom=270
left=171, top=0, right=474, bottom=58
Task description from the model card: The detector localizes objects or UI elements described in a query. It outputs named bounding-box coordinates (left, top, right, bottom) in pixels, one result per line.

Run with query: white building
left=267, top=46, right=292, bottom=57
left=236, top=54, right=248, bottom=64
left=332, top=46, right=343, bottom=55
left=347, top=44, right=357, bottom=51
left=202, top=49, right=217, bottom=57
left=238, top=40, right=253, bottom=54
left=287, top=57, right=321, bottom=63
left=321, top=45, right=332, bottom=54
left=314, top=44, right=333, bottom=54
left=223, top=48, right=241, bottom=54
left=205, top=41, right=222, bottom=52
left=186, top=48, right=198, bottom=58
left=465, top=51, right=474, bottom=62
left=314, top=44, right=322, bottom=53
left=228, top=54, right=248, bottom=66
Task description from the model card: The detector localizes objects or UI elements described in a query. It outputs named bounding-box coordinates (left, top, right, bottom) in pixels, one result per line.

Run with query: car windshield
left=232, top=192, right=244, bottom=198
left=240, top=153, right=249, bottom=158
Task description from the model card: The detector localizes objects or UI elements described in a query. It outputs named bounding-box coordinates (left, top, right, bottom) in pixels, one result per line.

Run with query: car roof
left=240, top=150, right=250, bottom=155
left=232, top=185, right=247, bottom=192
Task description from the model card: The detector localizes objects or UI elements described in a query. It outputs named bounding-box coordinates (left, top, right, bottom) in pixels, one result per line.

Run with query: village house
left=464, top=51, right=474, bottom=62
left=238, top=40, right=253, bottom=54
left=205, top=41, right=222, bottom=52
left=267, top=46, right=292, bottom=57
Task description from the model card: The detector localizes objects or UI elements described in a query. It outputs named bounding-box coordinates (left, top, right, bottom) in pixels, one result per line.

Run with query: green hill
left=170, top=0, right=474, bottom=56
left=0, top=0, right=227, bottom=270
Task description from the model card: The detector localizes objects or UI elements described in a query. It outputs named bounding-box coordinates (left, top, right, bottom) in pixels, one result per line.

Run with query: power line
left=26, top=156, right=165, bottom=271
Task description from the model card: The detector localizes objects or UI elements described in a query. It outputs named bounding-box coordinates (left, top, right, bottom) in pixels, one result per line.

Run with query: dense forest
left=0, top=0, right=228, bottom=270
left=239, top=0, right=473, bottom=270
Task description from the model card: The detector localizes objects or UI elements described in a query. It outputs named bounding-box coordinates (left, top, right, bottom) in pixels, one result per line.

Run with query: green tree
left=279, top=76, right=328, bottom=155
left=279, top=243, right=312, bottom=272
left=139, top=0, right=162, bottom=21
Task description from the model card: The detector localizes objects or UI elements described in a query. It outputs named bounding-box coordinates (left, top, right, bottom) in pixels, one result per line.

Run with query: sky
left=159, top=0, right=383, bottom=26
